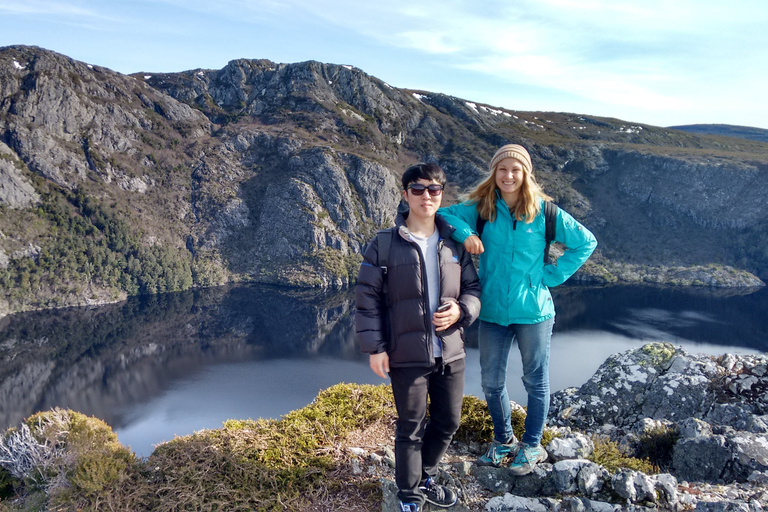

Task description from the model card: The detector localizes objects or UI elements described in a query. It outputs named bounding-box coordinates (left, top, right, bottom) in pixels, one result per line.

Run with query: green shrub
left=455, top=395, right=494, bottom=444
left=28, top=410, right=134, bottom=500
left=635, top=425, right=679, bottom=471
left=589, top=435, right=659, bottom=474
left=454, top=396, right=556, bottom=447
left=0, top=466, right=17, bottom=499
left=142, top=383, right=397, bottom=511
left=0, top=409, right=135, bottom=510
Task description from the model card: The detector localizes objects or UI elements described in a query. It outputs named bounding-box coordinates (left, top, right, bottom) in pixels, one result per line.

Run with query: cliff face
left=1, top=45, right=767, bottom=316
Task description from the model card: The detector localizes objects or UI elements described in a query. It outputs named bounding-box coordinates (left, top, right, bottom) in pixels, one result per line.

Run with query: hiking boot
left=476, top=437, right=518, bottom=467
left=419, top=477, right=457, bottom=508
left=398, top=502, right=419, bottom=512
left=508, top=442, right=548, bottom=475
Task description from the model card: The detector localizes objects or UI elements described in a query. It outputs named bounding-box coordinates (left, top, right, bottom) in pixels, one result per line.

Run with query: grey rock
left=547, top=433, right=594, bottom=461
left=512, top=463, right=557, bottom=497
left=383, top=446, right=396, bottom=468
left=557, top=497, right=621, bottom=511
left=693, top=502, right=753, bottom=511
left=679, top=417, right=715, bottom=438
left=451, top=460, right=474, bottom=477
left=673, top=434, right=731, bottom=483
left=553, top=460, right=591, bottom=494
left=551, top=344, right=768, bottom=434
left=484, top=494, right=555, bottom=512
left=729, top=432, right=768, bottom=478
left=653, top=473, right=679, bottom=508
left=380, top=478, right=399, bottom=512
left=474, top=465, right=516, bottom=494
left=11, top=244, right=41, bottom=262
left=611, top=469, right=657, bottom=504
left=0, top=147, right=40, bottom=208
left=672, top=419, right=768, bottom=483
left=577, top=462, right=608, bottom=496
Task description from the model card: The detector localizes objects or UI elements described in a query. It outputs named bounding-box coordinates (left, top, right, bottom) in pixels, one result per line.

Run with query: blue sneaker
left=419, top=477, right=457, bottom=508
left=476, top=437, right=518, bottom=467
left=398, top=502, right=419, bottom=512
left=508, top=442, right=548, bottom=475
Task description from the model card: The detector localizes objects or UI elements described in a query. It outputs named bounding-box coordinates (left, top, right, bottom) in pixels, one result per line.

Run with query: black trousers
left=389, top=357, right=465, bottom=506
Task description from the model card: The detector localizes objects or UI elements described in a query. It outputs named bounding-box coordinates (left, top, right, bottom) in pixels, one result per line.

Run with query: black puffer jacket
left=355, top=212, right=481, bottom=368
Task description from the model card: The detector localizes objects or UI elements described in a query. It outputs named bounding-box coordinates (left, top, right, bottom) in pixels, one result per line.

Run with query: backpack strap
left=543, top=201, right=558, bottom=264
left=376, top=228, right=394, bottom=297
left=475, top=216, right=487, bottom=239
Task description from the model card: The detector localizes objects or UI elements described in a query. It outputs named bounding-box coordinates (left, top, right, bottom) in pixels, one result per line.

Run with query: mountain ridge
left=669, top=124, right=768, bottom=143
left=1, top=45, right=766, bottom=317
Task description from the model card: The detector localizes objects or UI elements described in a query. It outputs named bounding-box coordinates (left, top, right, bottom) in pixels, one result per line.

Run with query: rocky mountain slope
left=1, top=45, right=767, bottom=317
left=670, top=123, right=768, bottom=143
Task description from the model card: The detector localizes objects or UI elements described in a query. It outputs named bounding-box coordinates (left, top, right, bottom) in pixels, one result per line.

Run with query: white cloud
left=280, top=0, right=768, bottom=125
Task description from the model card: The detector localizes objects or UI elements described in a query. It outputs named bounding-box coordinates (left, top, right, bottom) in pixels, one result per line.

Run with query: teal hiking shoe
left=508, top=442, right=548, bottom=475
left=419, top=477, right=457, bottom=508
left=476, top=437, right=518, bottom=467
left=398, top=502, right=419, bottom=512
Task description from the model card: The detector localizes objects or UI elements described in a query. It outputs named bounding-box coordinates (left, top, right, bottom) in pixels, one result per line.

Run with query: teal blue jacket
left=438, top=195, right=597, bottom=325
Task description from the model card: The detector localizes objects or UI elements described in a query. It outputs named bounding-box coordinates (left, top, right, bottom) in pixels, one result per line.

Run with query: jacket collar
left=395, top=210, right=456, bottom=240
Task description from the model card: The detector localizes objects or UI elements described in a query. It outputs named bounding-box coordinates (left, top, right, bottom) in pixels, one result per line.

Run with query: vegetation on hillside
left=0, top=184, right=193, bottom=311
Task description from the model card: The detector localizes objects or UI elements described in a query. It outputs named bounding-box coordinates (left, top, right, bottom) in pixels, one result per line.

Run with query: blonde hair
left=464, top=145, right=552, bottom=223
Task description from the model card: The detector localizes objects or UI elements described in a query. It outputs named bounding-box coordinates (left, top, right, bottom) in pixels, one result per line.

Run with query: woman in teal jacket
left=439, top=144, right=597, bottom=475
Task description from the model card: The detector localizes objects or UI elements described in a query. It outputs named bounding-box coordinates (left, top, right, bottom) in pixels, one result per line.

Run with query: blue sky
left=2, top=0, right=767, bottom=129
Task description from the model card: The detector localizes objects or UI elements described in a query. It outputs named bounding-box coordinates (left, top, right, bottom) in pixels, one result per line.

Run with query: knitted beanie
left=489, top=144, right=532, bottom=174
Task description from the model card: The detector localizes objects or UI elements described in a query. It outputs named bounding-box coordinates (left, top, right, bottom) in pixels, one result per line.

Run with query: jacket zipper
left=436, top=239, right=446, bottom=374
left=410, top=236, right=435, bottom=367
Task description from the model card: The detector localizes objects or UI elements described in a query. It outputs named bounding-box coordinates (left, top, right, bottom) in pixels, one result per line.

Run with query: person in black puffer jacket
left=356, top=163, right=481, bottom=512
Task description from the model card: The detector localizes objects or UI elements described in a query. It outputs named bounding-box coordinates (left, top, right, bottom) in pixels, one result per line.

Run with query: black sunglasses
left=408, top=183, right=444, bottom=196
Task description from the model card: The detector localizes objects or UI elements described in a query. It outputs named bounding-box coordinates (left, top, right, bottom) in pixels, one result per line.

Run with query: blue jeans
left=478, top=318, right=554, bottom=446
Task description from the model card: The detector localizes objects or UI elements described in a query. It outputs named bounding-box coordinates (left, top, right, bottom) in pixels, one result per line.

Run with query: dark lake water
left=1, top=283, right=766, bottom=457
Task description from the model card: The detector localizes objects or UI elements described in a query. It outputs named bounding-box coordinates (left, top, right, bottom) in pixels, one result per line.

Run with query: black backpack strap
left=543, top=201, right=558, bottom=264
left=376, top=228, right=393, bottom=297
left=475, top=216, right=487, bottom=239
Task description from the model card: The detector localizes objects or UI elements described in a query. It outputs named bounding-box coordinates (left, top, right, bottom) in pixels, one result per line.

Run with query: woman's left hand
left=433, top=301, right=460, bottom=332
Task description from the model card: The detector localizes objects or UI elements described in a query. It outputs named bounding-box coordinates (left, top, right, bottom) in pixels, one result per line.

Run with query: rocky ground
left=338, top=343, right=768, bottom=511
left=340, top=427, right=768, bottom=511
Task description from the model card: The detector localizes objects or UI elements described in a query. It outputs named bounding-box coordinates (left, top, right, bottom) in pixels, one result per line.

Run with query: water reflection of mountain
left=0, top=284, right=357, bottom=430
left=552, top=284, right=768, bottom=351
left=2, top=283, right=766, bottom=433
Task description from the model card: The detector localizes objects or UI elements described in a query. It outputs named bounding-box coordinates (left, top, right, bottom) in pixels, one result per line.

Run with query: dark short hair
left=401, top=163, right=446, bottom=190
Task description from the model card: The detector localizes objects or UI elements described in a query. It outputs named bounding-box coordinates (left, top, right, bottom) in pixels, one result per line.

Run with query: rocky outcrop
left=0, top=142, right=39, bottom=209
left=549, top=343, right=768, bottom=435
left=372, top=343, right=768, bottom=510
left=0, top=45, right=210, bottom=189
